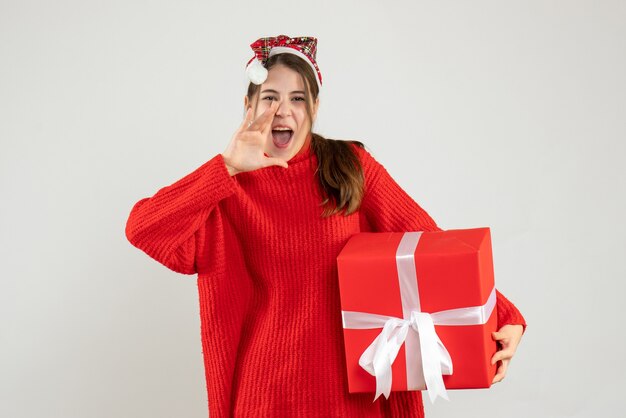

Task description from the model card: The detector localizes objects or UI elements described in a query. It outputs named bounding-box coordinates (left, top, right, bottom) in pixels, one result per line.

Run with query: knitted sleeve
left=355, top=144, right=441, bottom=233
left=353, top=144, right=527, bottom=333
left=125, top=153, right=239, bottom=275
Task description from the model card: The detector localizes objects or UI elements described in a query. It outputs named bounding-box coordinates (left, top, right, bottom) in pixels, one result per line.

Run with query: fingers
left=260, top=100, right=279, bottom=135
left=492, top=331, right=513, bottom=346
left=493, top=325, right=524, bottom=343
left=492, top=331, right=505, bottom=341
left=237, top=107, right=254, bottom=132
left=491, top=350, right=513, bottom=365
left=492, top=359, right=509, bottom=384
left=248, top=100, right=278, bottom=133
left=263, top=157, right=288, bottom=169
left=491, top=325, right=521, bottom=384
left=492, top=331, right=513, bottom=350
left=491, top=348, right=515, bottom=365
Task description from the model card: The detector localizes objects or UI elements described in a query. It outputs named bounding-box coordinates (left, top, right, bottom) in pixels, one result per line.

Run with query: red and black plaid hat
left=245, top=35, right=322, bottom=90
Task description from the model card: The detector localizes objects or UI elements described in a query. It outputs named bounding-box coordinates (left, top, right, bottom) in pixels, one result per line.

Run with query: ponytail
left=310, top=133, right=365, bottom=217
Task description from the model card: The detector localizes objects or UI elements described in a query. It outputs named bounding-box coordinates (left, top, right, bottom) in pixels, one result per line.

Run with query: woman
left=125, top=35, right=526, bottom=417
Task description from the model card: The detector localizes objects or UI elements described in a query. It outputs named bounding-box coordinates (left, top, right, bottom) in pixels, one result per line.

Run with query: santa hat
left=245, top=35, right=323, bottom=90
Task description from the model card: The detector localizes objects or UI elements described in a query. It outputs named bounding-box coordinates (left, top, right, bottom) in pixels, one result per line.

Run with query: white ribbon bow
left=341, top=231, right=496, bottom=403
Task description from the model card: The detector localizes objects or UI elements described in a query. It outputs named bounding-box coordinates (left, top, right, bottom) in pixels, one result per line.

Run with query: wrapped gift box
left=336, top=227, right=498, bottom=402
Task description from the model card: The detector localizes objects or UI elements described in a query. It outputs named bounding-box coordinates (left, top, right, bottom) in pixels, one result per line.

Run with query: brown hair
left=246, top=53, right=366, bottom=217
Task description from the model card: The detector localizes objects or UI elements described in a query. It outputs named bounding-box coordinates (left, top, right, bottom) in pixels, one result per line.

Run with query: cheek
left=295, top=108, right=310, bottom=128
left=256, top=101, right=269, bottom=114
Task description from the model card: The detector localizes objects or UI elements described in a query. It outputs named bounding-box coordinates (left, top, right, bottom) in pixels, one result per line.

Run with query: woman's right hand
left=221, top=101, right=288, bottom=175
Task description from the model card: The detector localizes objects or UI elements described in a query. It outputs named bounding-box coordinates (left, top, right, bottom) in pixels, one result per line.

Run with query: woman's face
left=245, top=63, right=319, bottom=162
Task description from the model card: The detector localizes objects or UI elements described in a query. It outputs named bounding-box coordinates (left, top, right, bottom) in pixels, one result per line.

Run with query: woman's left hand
left=490, top=324, right=524, bottom=384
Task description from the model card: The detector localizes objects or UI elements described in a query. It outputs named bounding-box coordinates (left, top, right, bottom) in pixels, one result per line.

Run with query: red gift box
left=336, top=227, right=498, bottom=403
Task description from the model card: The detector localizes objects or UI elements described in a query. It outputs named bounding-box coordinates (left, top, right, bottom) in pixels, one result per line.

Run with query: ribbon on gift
left=341, top=231, right=497, bottom=403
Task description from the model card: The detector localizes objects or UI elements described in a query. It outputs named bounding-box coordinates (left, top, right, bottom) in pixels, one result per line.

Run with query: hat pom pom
left=246, top=59, right=268, bottom=85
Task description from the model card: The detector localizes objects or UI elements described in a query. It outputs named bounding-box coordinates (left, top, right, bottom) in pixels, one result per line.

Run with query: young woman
left=125, top=35, right=526, bottom=418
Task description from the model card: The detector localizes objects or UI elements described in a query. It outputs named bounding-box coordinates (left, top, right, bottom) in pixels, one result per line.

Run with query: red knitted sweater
left=125, top=140, right=526, bottom=417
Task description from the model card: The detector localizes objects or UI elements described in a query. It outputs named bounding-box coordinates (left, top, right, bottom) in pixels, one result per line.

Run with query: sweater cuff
left=193, top=153, right=239, bottom=202
left=496, top=289, right=527, bottom=335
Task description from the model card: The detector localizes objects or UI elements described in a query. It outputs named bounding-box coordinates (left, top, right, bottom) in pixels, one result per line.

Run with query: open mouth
left=272, top=128, right=294, bottom=148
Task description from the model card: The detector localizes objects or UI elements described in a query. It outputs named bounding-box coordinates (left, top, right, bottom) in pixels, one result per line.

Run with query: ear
left=244, top=95, right=250, bottom=109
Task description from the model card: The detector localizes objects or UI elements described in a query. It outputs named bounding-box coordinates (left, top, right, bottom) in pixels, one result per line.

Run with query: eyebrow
left=260, top=89, right=306, bottom=95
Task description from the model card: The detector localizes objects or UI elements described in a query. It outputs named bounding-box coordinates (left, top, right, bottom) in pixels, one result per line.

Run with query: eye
left=292, top=97, right=305, bottom=102
left=262, top=96, right=277, bottom=101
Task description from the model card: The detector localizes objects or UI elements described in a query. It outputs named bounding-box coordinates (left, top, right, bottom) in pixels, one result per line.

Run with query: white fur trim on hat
left=246, top=58, right=269, bottom=85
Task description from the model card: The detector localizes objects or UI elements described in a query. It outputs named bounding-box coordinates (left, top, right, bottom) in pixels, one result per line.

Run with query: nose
left=275, top=99, right=291, bottom=117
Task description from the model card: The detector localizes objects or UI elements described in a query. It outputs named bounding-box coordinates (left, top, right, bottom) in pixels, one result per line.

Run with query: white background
left=1, top=1, right=624, bottom=417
